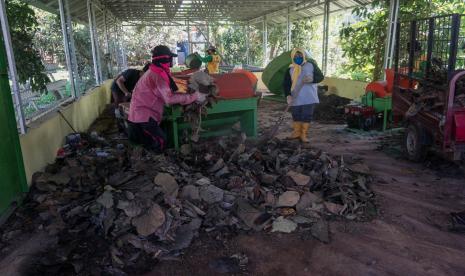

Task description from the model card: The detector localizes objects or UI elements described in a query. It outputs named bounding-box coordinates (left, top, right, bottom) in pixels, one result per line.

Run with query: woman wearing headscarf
left=282, top=48, right=320, bottom=143
left=128, top=45, right=205, bottom=152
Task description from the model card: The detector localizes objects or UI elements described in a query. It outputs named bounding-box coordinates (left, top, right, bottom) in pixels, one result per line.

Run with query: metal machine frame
left=393, top=14, right=465, bottom=161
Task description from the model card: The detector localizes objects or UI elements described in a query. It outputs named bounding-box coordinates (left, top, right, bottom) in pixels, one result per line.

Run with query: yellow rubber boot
left=300, top=123, right=310, bottom=143
left=288, top=122, right=302, bottom=139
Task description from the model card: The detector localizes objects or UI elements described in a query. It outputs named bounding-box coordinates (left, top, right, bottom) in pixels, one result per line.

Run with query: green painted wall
left=0, top=36, right=28, bottom=217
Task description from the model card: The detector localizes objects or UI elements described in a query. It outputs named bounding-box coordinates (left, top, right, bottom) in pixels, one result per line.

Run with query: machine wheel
left=403, top=124, right=428, bottom=162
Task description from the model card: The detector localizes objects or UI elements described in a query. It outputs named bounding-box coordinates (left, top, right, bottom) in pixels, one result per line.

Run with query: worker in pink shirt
left=128, top=45, right=205, bottom=152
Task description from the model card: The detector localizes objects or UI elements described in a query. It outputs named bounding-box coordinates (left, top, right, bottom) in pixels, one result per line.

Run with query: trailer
left=393, top=14, right=465, bottom=161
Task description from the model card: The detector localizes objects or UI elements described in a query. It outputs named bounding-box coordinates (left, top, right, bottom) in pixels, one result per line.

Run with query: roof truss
left=25, top=0, right=373, bottom=25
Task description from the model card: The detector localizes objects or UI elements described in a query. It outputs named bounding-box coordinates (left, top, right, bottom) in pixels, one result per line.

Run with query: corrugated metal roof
left=25, top=0, right=373, bottom=25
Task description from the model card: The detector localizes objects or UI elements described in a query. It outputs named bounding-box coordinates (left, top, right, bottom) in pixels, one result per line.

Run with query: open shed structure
left=0, top=0, right=400, bottom=218
left=5, top=0, right=399, bottom=127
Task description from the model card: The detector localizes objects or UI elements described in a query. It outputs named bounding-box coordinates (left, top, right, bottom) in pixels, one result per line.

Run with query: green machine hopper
left=261, top=51, right=292, bottom=100
left=262, top=51, right=321, bottom=101
left=185, top=53, right=202, bottom=69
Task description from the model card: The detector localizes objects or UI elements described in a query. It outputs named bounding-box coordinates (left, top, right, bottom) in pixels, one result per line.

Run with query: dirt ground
left=148, top=99, right=465, bottom=276
left=2, top=99, right=465, bottom=276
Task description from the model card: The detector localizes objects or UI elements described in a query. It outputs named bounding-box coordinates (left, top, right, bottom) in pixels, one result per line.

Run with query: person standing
left=195, top=45, right=221, bottom=74
left=282, top=48, right=320, bottom=143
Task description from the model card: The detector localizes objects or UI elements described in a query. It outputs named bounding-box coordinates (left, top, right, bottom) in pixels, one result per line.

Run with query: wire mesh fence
left=18, top=4, right=73, bottom=123
left=3, top=0, right=128, bottom=131
left=396, top=14, right=465, bottom=84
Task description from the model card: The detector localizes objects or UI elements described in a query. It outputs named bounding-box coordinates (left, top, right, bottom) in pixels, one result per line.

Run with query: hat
left=151, top=45, right=178, bottom=58
left=207, top=45, right=217, bottom=52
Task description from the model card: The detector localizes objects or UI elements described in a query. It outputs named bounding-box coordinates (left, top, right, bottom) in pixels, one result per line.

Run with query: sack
left=308, top=58, right=324, bottom=83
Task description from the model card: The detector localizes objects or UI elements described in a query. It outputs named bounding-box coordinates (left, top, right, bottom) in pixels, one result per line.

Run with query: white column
left=58, top=0, right=77, bottom=98
left=286, top=6, right=291, bottom=51
left=0, top=0, right=26, bottom=133
left=64, top=0, right=80, bottom=94
left=103, top=9, right=110, bottom=55
left=322, top=0, right=330, bottom=75
left=119, top=23, right=128, bottom=70
left=263, top=16, right=268, bottom=66
left=245, top=24, right=250, bottom=65
left=383, top=0, right=400, bottom=73
left=91, top=3, right=102, bottom=82
left=87, top=0, right=101, bottom=84
left=187, top=20, right=192, bottom=54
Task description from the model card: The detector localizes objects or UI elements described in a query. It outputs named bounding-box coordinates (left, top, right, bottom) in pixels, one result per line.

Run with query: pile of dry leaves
left=0, top=130, right=376, bottom=275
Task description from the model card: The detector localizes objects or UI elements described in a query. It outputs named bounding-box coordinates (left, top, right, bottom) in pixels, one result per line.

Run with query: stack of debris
left=406, top=61, right=465, bottom=117
left=314, top=94, right=351, bottom=123
left=183, top=71, right=219, bottom=142
left=0, top=131, right=376, bottom=275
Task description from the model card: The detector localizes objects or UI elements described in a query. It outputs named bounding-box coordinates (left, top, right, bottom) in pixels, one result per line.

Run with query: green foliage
left=267, top=23, right=286, bottom=60
left=33, top=8, right=65, bottom=65
left=340, top=0, right=465, bottom=82
left=210, top=24, right=247, bottom=65
left=291, top=19, right=318, bottom=50
left=339, top=5, right=387, bottom=82
left=123, top=25, right=184, bottom=65
left=247, top=24, right=263, bottom=66
left=6, top=0, right=49, bottom=91
left=72, top=24, right=95, bottom=90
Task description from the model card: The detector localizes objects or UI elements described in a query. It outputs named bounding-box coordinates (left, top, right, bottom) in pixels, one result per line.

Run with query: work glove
left=303, top=75, right=314, bottom=83
left=286, top=95, right=293, bottom=105
left=195, top=91, right=207, bottom=103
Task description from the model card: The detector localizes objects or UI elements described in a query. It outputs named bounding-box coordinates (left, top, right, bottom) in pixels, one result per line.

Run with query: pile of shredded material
left=406, top=59, right=465, bottom=117
left=182, top=71, right=218, bottom=142
left=313, top=94, right=351, bottom=123
left=0, top=128, right=376, bottom=275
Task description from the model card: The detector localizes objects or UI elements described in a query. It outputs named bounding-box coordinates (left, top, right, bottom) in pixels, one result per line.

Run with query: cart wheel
left=403, top=124, right=428, bottom=162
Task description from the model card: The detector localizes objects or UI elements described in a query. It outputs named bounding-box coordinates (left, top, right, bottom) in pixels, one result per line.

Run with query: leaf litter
left=0, top=117, right=377, bottom=275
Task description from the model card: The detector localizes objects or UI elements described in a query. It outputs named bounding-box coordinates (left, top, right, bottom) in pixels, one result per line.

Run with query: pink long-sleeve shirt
left=128, top=66, right=197, bottom=124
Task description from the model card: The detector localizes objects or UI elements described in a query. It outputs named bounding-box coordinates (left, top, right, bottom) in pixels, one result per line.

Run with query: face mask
left=160, top=62, right=171, bottom=72
left=294, top=56, right=304, bottom=65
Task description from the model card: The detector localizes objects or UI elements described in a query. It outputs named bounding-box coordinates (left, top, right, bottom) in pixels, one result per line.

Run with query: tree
left=339, top=4, right=388, bottom=81
left=33, top=8, right=64, bottom=65
left=6, top=0, right=49, bottom=91
left=339, top=0, right=465, bottom=82
left=210, top=24, right=247, bottom=65
left=291, top=18, right=318, bottom=50
left=122, top=24, right=184, bottom=65
left=267, top=23, right=286, bottom=60
left=246, top=24, right=263, bottom=66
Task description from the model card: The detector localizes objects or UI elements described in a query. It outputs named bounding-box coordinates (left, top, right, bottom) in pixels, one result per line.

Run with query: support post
left=322, top=0, right=330, bottom=75
left=245, top=24, right=250, bottom=65
left=87, top=0, right=101, bottom=84
left=383, top=0, right=399, bottom=75
left=64, top=0, right=80, bottom=95
left=119, top=23, right=128, bottom=70
left=187, top=20, right=192, bottom=54
left=58, top=0, right=77, bottom=99
left=286, top=6, right=291, bottom=51
left=263, top=16, right=268, bottom=66
left=103, top=8, right=110, bottom=55
left=91, top=3, right=102, bottom=82
left=206, top=22, right=210, bottom=45
left=0, top=0, right=26, bottom=133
